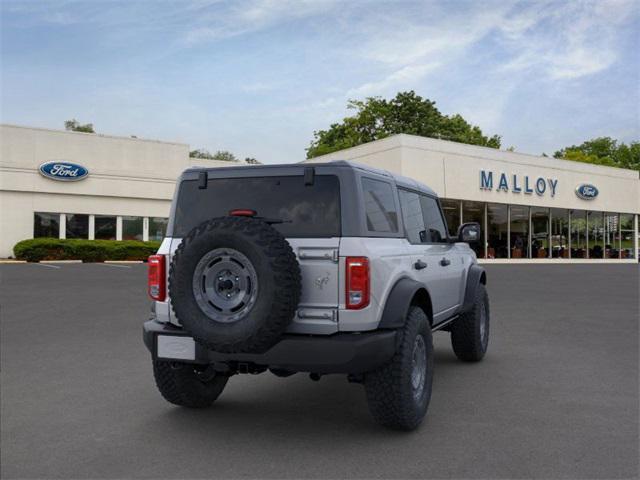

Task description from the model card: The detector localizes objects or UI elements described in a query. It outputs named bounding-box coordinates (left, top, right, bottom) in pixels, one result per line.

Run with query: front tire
left=450, top=283, right=490, bottom=362
left=153, top=361, right=228, bottom=408
left=364, top=306, right=433, bottom=430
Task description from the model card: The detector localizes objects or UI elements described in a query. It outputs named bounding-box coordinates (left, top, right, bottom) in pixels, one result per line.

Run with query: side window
left=361, top=178, right=398, bottom=233
left=399, top=189, right=427, bottom=244
left=420, top=196, right=448, bottom=243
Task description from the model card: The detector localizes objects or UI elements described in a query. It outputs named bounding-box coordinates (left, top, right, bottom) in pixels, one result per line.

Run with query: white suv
left=144, top=161, right=489, bottom=430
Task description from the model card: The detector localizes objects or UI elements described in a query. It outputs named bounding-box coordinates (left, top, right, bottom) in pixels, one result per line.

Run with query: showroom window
left=462, top=201, right=485, bottom=258
left=95, top=215, right=117, bottom=240
left=361, top=178, right=398, bottom=233
left=66, top=214, right=89, bottom=239
left=571, top=210, right=587, bottom=258
left=620, top=214, right=635, bottom=259
left=588, top=211, right=604, bottom=258
left=551, top=209, right=569, bottom=258
left=34, top=212, right=60, bottom=238
left=603, top=213, right=620, bottom=259
left=122, top=216, right=143, bottom=241
left=509, top=205, right=529, bottom=258
left=531, top=207, right=550, bottom=259
left=149, top=217, right=168, bottom=241
left=440, top=199, right=461, bottom=237
left=487, top=203, right=508, bottom=259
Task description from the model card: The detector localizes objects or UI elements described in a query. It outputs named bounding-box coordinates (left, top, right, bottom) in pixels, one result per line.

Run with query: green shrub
left=13, top=238, right=161, bottom=262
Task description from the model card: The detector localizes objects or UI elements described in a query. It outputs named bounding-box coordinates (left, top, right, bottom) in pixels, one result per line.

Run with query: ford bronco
left=143, top=161, right=489, bottom=430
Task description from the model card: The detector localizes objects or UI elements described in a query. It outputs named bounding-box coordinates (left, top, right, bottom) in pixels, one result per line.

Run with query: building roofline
left=0, top=123, right=189, bottom=147
left=308, top=133, right=639, bottom=179
left=392, top=133, right=639, bottom=178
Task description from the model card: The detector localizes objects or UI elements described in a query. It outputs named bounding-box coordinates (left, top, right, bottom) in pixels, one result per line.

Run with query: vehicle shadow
left=142, top=344, right=470, bottom=442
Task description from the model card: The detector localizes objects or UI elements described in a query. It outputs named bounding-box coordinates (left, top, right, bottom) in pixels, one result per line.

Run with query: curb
left=104, top=260, right=144, bottom=264
left=478, top=259, right=638, bottom=264
left=0, top=260, right=27, bottom=264
left=40, top=260, right=83, bottom=264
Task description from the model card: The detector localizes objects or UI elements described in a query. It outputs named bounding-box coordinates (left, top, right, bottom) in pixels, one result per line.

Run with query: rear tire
left=364, top=306, right=433, bottom=430
left=153, top=361, right=228, bottom=408
left=450, top=283, right=489, bottom=362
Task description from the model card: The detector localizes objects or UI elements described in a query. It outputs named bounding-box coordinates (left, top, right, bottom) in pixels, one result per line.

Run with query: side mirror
left=458, top=222, right=481, bottom=243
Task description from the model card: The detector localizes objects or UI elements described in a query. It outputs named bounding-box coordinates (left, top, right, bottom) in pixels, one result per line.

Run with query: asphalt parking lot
left=1, top=263, right=638, bottom=479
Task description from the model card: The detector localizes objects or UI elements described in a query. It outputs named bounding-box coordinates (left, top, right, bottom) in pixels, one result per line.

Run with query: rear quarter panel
left=338, top=237, right=418, bottom=331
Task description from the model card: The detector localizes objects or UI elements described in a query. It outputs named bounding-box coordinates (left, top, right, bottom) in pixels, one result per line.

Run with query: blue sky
left=2, top=0, right=639, bottom=163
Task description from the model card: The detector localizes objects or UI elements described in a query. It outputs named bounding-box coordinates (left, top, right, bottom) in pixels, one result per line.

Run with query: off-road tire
left=364, top=306, right=433, bottom=431
left=451, top=283, right=489, bottom=362
left=169, top=216, right=301, bottom=354
left=153, top=361, right=228, bottom=408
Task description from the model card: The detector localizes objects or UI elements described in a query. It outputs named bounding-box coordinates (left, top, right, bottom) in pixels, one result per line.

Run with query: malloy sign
left=480, top=170, right=558, bottom=197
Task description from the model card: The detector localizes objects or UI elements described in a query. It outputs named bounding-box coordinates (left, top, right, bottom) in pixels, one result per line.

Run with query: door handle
left=439, top=257, right=451, bottom=267
left=414, top=260, right=427, bottom=270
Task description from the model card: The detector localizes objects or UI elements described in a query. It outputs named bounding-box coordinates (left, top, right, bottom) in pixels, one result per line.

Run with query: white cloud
left=183, top=0, right=341, bottom=44
left=499, top=0, right=637, bottom=80
left=347, top=63, right=440, bottom=97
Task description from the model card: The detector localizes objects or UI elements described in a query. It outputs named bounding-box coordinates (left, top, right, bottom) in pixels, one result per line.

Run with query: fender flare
left=460, top=264, right=487, bottom=313
left=378, top=277, right=430, bottom=330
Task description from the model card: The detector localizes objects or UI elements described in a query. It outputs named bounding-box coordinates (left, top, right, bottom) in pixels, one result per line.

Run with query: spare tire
left=169, top=216, right=301, bottom=353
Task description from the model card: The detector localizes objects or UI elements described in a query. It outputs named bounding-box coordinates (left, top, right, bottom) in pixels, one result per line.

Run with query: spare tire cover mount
left=192, top=247, right=259, bottom=323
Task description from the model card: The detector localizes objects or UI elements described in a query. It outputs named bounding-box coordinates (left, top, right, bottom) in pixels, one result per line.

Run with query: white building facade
left=0, top=124, right=237, bottom=258
left=1, top=126, right=638, bottom=262
left=306, top=134, right=639, bottom=263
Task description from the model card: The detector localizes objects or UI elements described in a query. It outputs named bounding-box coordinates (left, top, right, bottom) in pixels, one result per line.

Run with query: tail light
left=148, top=255, right=166, bottom=301
left=345, top=256, right=369, bottom=309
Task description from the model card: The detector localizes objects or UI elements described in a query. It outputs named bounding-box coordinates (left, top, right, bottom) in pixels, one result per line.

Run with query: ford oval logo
left=575, top=184, right=598, bottom=200
left=39, top=161, right=89, bottom=182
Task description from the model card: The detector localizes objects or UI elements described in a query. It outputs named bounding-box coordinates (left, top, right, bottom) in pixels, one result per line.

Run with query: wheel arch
left=378, top=277, right=433, bottom=329
left=461, top=264, right=487, bottom=313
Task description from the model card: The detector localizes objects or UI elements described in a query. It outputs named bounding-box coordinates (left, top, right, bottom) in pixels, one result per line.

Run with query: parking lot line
left=34, top=263, right=61, bottom=269
left=96, top=263, right=132, bottom=269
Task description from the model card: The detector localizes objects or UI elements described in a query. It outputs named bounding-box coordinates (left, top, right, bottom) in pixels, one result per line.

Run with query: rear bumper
left=143, top=320, right=396, bottom=374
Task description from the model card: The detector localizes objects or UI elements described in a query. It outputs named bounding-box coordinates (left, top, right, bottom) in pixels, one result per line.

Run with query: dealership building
left=0, top=124, right=236, bottom=258
left=1, top=124, right=638, bottom=262
left=305, top=134, right=639, bottom=262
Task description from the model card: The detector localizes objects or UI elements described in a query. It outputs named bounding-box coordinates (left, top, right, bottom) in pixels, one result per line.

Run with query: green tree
left=306, top=91, right=501, bottom=158
left=190, top=149, right=215, bottom=159
left=212, top=150, right=238, bottom=162
left=554, top=137, right=640, bottom=171
left=64, top=119, right=94, bottom=133
left=189, top=149, right=239, bottom=162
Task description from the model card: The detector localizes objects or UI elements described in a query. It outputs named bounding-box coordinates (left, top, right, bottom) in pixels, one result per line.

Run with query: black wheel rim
left=411, top=334, right=427, bottom=401
left=479, top=301, right=488, bottom=349
left=192, top=248, right=259, bottom=323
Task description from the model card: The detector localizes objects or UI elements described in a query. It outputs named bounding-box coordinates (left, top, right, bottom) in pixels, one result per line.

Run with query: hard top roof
left=185, top=160, right=437, bottom=197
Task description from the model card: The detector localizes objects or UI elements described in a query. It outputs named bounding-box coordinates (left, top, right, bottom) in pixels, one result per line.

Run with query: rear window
left=173, top=175, right=341, bottom=237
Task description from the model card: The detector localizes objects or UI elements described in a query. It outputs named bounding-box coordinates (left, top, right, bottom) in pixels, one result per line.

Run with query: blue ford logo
left=39, top=161, right=89, bottom=182
left=575, top=184, right=598, bottom=200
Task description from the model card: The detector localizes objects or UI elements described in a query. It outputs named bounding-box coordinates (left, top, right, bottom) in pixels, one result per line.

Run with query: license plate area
left=157, top=335, right=196, bottom=361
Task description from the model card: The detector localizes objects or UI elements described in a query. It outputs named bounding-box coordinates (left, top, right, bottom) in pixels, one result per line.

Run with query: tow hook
left=195, top=365, right=217, bottom=382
